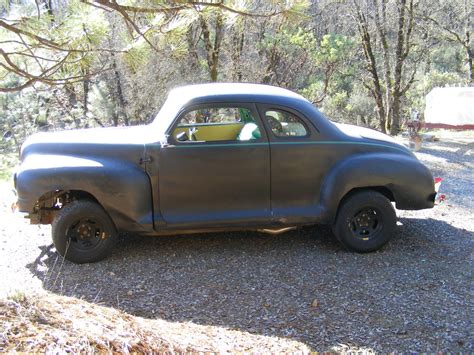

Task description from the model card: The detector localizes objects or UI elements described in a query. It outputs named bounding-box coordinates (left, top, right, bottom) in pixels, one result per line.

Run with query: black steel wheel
left=52, top=200, right=118, bottom=263
left=349, top=207, right=382, bottom=240
left=332, top=190, right=396, bottom=252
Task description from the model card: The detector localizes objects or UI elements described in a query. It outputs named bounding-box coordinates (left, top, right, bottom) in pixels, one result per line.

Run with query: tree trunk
left=231, top=24, right=245, bottom=82
left=390, top=93, right=402, bottom=134
left=186, top=26, right=200, bottom=69
left=375, top=0, right=393, bottom=133
left=211, top=12, right=223, bottom=82
left=82, top=68, right=90, bottom=121
left=353, top=0, right=387, bottom=133
left=390, top=0, right=408, bottom=135
left=374, top=89, right=387, bottom=133
left=65, top=84, right=81, bottom=128
left=465, top=0, right=473, bottom=84
left=200, top=11, right=223, bottom=82
left=111, top=54, right=128, bottom=126
left=468, top=47, right=473, bottom=84
left=352, top=0, right=418, bottom=135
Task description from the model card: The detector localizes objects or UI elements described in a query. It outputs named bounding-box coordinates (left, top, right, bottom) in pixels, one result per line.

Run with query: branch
left=82, top=0, right=291, bottom=18
left=0, top=48, right=71, bottom=82
left=0, top=68, right=109, bottom=92
left=0, top=77, right=38, bottom=92
left=420, top=15, right=468, bottom=49
left=0, top=20, right=64, bottom=50
left=312, top=63, right=337, bottom=104
left=190, top=1, right=289, bottom=18
left=0, top=51, right=110, bottom=92
left=3, top=50, right=58, bottom=63
left=0, top=21, right=128, bottom=54
left=400, top=66, right=417, bottom=95
left=362, top=79, right=376, bottom=99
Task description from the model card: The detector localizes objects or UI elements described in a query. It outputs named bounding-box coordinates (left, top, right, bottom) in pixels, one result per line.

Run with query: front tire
left=52, top=200, right=118, bottom=263
left=332, top=190, right=396, bottom=252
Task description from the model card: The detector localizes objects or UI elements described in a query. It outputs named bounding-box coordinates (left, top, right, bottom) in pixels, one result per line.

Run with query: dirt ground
left=0, top=129, right=473, bottom=352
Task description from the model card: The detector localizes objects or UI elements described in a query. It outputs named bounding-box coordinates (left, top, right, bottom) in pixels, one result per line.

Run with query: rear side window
left=264, top=110, right=308, bottom=137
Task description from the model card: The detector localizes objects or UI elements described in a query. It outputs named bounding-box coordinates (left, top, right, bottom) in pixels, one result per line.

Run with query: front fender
left=320, top=153, right=436, bottom=223
left=16, top=154, right=153, bottom=232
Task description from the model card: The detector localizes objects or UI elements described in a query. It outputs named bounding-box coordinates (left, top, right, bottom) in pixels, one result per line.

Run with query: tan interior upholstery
left=174, top=123, right=245, bottom=142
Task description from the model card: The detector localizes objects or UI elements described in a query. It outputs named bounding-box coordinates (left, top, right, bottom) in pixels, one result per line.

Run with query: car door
left=156, top=103, right=271, bottom=228
left=257, top=104, right=323, bottom=224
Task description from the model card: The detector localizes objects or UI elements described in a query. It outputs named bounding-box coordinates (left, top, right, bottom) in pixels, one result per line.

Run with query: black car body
left=14, top=83, right=437, bottom=262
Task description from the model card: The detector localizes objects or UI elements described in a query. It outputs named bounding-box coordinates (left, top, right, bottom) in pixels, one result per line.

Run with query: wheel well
left=343, top=186, right=395, bottom=203
left=32, top=190, right=101, bottom=224
left=332, top=186, right=395, bottom=224
left=36, top=189, right=100, bottom=207
left=66, top=190, right=100, bottom=204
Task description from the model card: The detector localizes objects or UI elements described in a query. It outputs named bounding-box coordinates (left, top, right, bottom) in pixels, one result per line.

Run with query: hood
left=23, top=125, right=153, bottom=146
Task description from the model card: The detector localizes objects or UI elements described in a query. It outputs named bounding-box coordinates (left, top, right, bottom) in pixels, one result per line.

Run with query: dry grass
left=0, top=293, right=178, bottom=352
left=0, top=292, right=310, bottom=352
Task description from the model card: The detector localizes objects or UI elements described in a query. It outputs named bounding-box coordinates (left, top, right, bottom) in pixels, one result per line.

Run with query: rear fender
left=320, top=153, right=435, bottom=223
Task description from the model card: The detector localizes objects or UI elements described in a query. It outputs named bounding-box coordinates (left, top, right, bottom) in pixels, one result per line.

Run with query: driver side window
left=173, top=107, right=261, bottom=142
left=264, top=110, right=308, bottom=137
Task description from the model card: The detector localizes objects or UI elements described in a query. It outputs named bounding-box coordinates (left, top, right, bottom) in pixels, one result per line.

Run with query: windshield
left=151, top=92, right=184, bottom=137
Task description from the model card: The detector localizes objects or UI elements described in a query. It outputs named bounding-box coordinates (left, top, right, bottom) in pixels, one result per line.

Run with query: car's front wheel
left=332, top=190, right=396, bottom=252
left=52, top=200, right=118, bottom=263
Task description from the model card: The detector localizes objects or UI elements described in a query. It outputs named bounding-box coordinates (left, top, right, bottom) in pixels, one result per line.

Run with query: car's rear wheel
left=52, top=200, right=118, bottom=263
left=332, top=190, right=396, bottom=252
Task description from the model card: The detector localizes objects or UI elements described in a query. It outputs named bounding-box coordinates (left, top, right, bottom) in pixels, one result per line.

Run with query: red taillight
left=434, top=177, right=442, bottom=193
left=434, top=177, right=445, bottom=204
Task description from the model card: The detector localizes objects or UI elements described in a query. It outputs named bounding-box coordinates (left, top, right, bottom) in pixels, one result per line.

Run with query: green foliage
left=0, top=90, right=42, bottom=152
left=320, top=91, right=349, bottom=121
left=287, top=27, right=317, bottom=49
left=58, top=1, right=109, bottom=51
left=346, top=87, right=379, bottom=128
left=300, top=81, right=324, bottom=100
left=88, top=82, right=116, bottom=125
left=299, top=34, right=354, bottom=104
left=316, top=34, right=354, bottom=64
left=430, top=45, right=466, bottom=74
left=123, top=45, right=152, bottom=73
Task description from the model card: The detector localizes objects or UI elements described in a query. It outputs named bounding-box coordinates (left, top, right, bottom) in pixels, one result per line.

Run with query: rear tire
left=52, top=200, right=118, bottom=263
left=332, top=190, right=396, bottom=252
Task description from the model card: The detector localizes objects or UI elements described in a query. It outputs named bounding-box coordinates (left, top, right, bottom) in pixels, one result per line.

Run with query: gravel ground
left=1, top=130, right=473, bottom=352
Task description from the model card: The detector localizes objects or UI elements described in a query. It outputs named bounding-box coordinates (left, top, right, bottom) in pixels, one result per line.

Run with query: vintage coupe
left=14, top=83, right=437, bottom=263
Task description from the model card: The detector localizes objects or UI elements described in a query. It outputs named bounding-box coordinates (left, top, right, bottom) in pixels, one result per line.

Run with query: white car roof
left=168, top=83, right=306, bottom=101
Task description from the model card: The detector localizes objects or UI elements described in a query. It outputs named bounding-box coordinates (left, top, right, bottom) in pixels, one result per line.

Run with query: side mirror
left=176, top=131, right=189, bottom=142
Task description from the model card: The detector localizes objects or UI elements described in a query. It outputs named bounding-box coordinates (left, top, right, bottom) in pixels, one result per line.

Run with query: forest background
left=0, top=0, right=472, bottom=161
